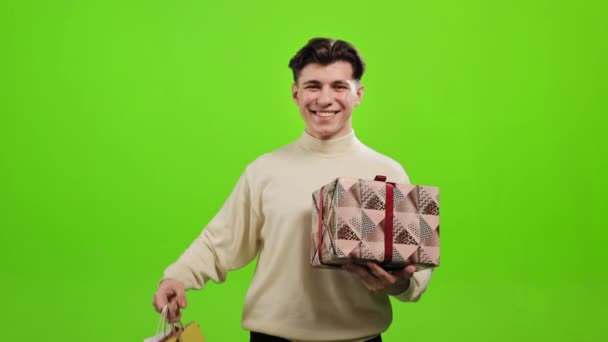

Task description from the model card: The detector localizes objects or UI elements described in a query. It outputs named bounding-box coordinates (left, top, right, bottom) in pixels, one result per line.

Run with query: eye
left=305, top=85, right=320, bottom=89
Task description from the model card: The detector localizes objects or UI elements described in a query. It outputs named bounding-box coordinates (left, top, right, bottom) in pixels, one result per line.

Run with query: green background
left=1, top=0, right=606, bottom=341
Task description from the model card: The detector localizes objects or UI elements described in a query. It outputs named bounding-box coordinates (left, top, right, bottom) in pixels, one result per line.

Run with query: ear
left=355, top=84, right=364, bottom=106
left=291, top=83, right=298, bottom=103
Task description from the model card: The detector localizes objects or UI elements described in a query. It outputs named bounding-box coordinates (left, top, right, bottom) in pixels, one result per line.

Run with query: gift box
left=311, top=175, right=440, bottom=270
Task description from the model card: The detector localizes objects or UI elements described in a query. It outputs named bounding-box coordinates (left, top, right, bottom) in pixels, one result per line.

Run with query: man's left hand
left=342, top=262, right=416, bottom=295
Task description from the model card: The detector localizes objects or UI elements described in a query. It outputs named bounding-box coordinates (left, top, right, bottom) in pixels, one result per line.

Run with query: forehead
left=298, top=61, right=355, bottom=84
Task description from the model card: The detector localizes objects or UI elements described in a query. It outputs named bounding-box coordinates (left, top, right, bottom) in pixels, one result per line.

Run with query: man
left=153, top=38, right=433, bottom=342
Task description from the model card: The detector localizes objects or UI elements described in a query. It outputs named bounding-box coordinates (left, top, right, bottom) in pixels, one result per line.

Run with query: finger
left=153, top=283, right=178, bottom=311
left=167, top=310, right=181, bottom=323
left=344, top=263, right=385, bottom=291
left=392, top=264, right=416, bottom=279
left=347, top=263, right=383, bottom=291
left=167, top=299, right=181, bottom=322
left=176, top=289, right=187, bottom=309
left=404, top=265, right=416, bottom=275
left=153, top=292, right=169, bottom=313
left=342, top=263, right=359, bottom=274
left=366, top=263, right=397, bottom=284
left=169, top=299, right=178, bottom=314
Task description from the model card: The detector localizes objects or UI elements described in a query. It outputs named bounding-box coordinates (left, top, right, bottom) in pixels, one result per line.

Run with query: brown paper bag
left=162, top=321, right=206, bottom=342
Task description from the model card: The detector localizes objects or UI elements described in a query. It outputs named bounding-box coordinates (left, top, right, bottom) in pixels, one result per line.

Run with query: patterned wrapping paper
left=311, top=176, right=440, bottom=270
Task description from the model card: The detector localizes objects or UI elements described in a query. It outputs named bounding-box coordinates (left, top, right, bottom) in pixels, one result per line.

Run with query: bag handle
left=161, top=322, right=185, bottom=342
left=155, top=304, right=187, bottom=342
left=155, top=305, right=172, bottom=338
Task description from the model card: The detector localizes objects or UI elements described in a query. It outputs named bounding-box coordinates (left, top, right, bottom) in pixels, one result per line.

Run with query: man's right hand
left=153, top=279, right=188, bottom=323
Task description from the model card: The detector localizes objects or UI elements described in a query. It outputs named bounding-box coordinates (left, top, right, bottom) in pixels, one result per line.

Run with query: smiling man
left=153, top=38, right=433, bottom=342
left=292, top=60, right=362, bottom=140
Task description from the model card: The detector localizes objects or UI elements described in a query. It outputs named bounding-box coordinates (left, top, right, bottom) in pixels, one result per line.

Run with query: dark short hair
left=288, top=38, right=366, bottom=83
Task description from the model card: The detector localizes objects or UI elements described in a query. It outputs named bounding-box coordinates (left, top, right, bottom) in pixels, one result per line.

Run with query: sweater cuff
left=390, top=274, right=421, bottom=302
left=390, top=266, right=434, bottom=302
left=162, top=264, right=204, bottom=290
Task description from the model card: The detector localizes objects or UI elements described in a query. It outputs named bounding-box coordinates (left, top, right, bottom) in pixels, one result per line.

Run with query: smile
left=311, top=111, right=339, bottom=117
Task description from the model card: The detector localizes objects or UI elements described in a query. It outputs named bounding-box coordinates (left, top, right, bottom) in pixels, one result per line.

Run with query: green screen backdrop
left=1, top=0, right=606, bottom=341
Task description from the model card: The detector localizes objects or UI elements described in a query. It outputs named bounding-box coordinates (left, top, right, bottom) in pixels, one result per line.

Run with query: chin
left=315, top=128, right=341, bottom=139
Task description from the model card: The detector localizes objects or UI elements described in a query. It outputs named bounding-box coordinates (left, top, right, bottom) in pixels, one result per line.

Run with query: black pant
left=250, top=332, right=382, bottom=342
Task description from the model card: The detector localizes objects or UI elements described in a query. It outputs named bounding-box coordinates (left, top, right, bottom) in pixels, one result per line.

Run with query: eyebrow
left=332, top=80, right=350, bottom=86
left=302, top=80, right=351, bottom=86
left=302, top=80, right=321, bottom=85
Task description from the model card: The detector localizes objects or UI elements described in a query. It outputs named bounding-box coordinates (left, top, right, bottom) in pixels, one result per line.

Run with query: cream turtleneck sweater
left=163, top=130, right=433, bottom=341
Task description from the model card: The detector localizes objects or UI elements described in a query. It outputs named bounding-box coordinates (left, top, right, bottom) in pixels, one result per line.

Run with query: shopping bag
left=162, top=321, right=206, bottom=342
left=144, top=305, right=206, bottom=342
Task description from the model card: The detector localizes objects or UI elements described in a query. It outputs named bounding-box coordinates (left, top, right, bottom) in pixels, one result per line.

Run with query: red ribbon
left=317, top=186, right=325, bottom=265
left=384, top=182, right=394, bottom=264
left=375, top=175, right=394, bottom=264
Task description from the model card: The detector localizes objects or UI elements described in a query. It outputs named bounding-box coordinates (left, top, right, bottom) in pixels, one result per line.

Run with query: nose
left=316, top=87, right=333, bottom=107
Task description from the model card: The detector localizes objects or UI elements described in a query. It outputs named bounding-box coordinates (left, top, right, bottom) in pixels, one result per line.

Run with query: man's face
left=292, top=61, right=364, bottom=140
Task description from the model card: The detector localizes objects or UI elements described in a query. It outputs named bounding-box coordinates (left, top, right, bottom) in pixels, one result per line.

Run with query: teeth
left=316, top=111, right=337, bottom=117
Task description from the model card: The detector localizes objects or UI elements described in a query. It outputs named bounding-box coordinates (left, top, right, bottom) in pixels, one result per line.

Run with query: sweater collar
left=297, top=129, right=361, bottom=156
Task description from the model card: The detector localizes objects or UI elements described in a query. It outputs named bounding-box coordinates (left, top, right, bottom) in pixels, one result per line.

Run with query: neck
left=297, top=129, right=360, bottom=157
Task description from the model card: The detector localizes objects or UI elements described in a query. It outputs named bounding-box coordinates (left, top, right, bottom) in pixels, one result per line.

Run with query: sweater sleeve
left=391, top=268, right=434, bottom=302
left=396, top=164, right=411, bottom=185
left=162, top=167, right=263, bottom=290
